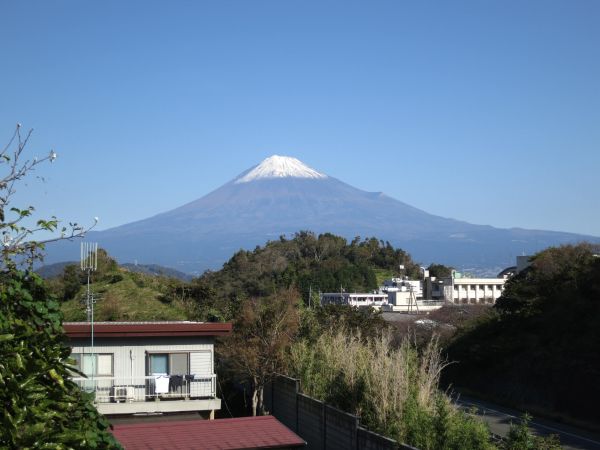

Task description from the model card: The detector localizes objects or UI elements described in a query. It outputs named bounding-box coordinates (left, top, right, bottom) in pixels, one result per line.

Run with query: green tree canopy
left=427, top=263, right=453, bottom=278
left=0, top=270, right=121, bottom=448
left=190, top=231, right=420, bottom=321
left=0, top=125, right=120, bottom=448
left=445, top=243, right=600, bottom=425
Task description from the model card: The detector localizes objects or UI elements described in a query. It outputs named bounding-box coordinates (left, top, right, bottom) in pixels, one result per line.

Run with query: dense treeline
left=444, top=243, right=600, bottom=426
left=184, top=231, right=420, bottom=321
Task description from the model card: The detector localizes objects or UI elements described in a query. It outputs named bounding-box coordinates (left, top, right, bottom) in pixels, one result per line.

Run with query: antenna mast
left=81, top=242, right=98, bottom=380
left=81, top=242, right=98, bottom=321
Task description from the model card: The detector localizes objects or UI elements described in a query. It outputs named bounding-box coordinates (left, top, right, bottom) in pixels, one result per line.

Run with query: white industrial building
left=424, top=272, right=507, bottom=304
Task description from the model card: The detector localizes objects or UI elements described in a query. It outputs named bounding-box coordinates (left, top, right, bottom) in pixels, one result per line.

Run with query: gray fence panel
left=324, top=404, right=358, bottom=450
left=272, top=376, right=299, bottom=432
left=269, top=375, right=417, bottom=450
left=357, top=427, right=398, bottom=450
left=297, top=394, right=325, bottom=450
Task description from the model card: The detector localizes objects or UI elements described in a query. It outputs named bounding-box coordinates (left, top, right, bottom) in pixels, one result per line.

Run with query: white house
left=64, top=321, right=232, bottom=418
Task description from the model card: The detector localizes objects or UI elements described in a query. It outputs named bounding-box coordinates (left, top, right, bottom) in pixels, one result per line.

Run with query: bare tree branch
left=1, top=124, right=96, bottom=270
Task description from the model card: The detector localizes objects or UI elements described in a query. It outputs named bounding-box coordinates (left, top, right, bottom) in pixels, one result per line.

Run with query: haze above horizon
left=1, top=1, right=599, bottom=237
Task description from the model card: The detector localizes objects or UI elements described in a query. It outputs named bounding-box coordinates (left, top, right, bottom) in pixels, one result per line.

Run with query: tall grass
left=288, top=330, right=494, bottom=449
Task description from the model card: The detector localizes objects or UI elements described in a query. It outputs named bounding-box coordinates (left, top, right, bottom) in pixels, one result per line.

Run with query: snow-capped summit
left=235, top=155, right=327, bottom=183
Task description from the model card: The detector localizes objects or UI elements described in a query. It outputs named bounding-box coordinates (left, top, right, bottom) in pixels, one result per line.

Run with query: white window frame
left=71, top=352, right=114, bottom=377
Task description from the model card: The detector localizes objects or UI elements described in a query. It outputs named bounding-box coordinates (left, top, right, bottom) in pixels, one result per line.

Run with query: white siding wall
left=70, top=336, right=215, bottom=380
left=189, top=351, right=214, bottom=397
left=190, top=351, right=212, bottom=375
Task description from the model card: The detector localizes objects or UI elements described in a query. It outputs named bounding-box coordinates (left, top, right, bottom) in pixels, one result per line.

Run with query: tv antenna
left=81, top=242, right=98, bottom=381
left=81, top=242, right=98, bottom=321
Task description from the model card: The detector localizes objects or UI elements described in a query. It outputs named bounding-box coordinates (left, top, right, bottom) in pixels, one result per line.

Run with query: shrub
left=504, top=414, right=561, bottom=450
left=288, top=330, right=494, bottom=449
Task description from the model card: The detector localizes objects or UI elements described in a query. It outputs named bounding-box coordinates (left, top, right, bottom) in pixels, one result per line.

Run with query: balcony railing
left=72, top=375, right=216, bottom=404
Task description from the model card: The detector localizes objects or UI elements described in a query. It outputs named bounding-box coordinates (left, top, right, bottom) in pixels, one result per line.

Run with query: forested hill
left=48, top=233, right=421, bottom=322
left=44, top=249, right=190, bottom=322
left=443, top=243, right=600, bottom=427
left=174, top=232, right=421, bottom=321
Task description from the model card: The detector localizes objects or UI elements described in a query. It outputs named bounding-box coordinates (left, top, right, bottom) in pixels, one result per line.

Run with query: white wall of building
left=450, top=278, right=506, bottom=304
left=70, top=336, right=215, bottom=380
left=320, top=292, right=388, bottom=307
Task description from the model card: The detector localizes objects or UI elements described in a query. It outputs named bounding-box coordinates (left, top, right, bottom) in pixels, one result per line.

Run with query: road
left=454, top=394, right=600, bottom=449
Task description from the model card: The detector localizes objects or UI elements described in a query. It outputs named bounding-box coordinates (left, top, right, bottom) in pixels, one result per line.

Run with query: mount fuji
left=46, top=155, right=599, bottom=274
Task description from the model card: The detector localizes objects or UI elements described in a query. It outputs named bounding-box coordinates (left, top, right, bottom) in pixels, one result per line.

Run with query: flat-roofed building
left=64, top=321, right=231, bottom=418
left=319, top=292, right=388, bottom=308
left=424, top=275, right=507, bottom=305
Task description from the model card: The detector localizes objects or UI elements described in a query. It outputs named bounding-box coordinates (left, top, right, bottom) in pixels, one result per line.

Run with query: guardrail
left=72, top=374, right=216, bottom=403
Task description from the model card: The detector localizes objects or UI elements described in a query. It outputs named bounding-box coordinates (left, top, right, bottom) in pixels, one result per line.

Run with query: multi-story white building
left=449, top=277, right=506, bottom=304
left=65, top=321, right=231, bottom=418
left=424, top=273, right=507, bottom=304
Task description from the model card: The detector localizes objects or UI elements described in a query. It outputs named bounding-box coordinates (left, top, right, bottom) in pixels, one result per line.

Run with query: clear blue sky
left=2, top=1, right=599, bottom=236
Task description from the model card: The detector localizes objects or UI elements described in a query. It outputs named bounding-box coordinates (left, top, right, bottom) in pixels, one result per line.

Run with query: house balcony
left=72, top=375, right=221, bottom=416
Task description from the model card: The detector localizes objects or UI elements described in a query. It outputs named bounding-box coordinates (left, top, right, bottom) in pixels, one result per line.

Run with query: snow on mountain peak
left=235, top=155, right=328, bottom=183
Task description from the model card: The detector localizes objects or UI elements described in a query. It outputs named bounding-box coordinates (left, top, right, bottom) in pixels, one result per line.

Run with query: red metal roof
left=111, top=416, right=306, bottom=449
left=64, top=321, right=232, bottom=338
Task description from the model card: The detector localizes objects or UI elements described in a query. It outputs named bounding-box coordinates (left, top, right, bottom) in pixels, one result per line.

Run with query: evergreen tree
left=0, top=270, right=121, bottom=448
left=0, top=125, right=120, bottom=448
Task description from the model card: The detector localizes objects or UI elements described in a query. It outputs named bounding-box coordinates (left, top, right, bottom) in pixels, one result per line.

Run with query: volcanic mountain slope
left=46, top=155, right=599, bottom=274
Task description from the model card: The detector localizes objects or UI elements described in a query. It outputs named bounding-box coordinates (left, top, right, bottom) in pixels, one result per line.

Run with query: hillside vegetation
left=44, top=232, right=420, bottom=323
left=187, top=231, right=420, bottom=321
left=44, top=249, right=189, bottom=322
left=289, top=330, right=495, bottom=449
left=444, top=243, right=600, bottom=427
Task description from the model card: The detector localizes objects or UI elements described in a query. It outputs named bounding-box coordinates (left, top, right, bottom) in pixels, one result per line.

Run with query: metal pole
left=81, top=242, right=98, bottom=383
left=91, top=288, right=95, bottom=385
left=86, top=268, right=91, bottom=321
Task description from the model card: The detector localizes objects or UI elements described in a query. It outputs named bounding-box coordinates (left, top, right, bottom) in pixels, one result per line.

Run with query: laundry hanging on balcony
left=155, top=375, right=170, bottom=394
left=169, top=375, right=184, bottom=390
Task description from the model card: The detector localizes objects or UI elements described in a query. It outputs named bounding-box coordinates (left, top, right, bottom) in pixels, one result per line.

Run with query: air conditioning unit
left=111, top=385, right=134, bottom=403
